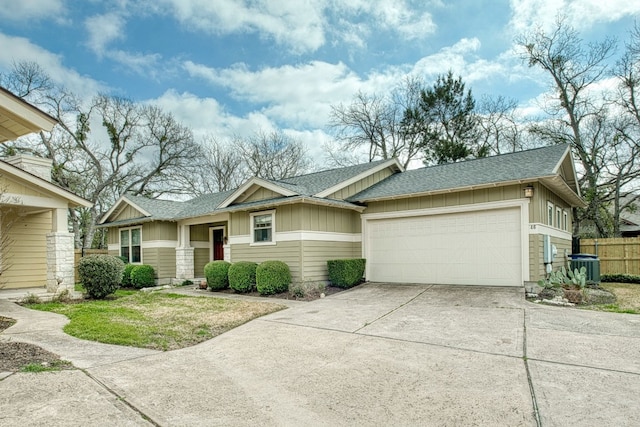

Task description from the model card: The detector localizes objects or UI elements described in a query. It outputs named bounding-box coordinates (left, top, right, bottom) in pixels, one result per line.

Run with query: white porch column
left=223, top=244, right=231, bottom=262
left=175, top=224, right=194, bottom=279
left=46, top=208, right=74, bottom=292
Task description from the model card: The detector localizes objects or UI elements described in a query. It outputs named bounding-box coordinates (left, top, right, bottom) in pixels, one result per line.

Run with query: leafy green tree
left=404, top=71, right=485, bottom=165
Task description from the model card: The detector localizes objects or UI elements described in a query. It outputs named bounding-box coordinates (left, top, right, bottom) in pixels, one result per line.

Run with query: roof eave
left=218, top=177, right=298, bottom=208
left=353, top=177, right=545, bottom=203
left=222, top=195, right=365, bottom=213
left=0, top=160, right=92, bottom=208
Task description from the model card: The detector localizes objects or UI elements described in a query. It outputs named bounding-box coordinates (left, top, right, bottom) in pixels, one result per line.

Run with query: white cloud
left=146, top=0, right=436, bottom=53
left=411, top=38, right=506, bottom=84
left=0, top=32, right=105, bottom=97
left=183, top=60, right=383, bottom=127
left=154, top=0, right=326, bottom=54
left=84, top=13, right=126, bottom=57
left=150, top=89, right=275, bottom=141
left=0, top=0, right=66, bottom=22
left=509, top=0, right=640, bottom=34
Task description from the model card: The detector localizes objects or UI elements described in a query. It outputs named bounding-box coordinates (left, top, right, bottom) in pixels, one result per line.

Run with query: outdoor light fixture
left=524, top=185, right=534, bottom=198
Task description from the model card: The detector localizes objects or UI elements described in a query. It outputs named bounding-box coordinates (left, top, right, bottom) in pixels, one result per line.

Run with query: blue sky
left=1, top=0, right=639, bottom=162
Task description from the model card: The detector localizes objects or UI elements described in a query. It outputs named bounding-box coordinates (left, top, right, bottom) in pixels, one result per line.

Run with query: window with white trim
left=250, top=210, right=275, bottom=244
left=563, top=211, right=569, bottom=231
left=556, top=207, right=562, bottom=229
left=547, top=202, right=554, bottom=226
left=120, top=227, right=142, bottom=263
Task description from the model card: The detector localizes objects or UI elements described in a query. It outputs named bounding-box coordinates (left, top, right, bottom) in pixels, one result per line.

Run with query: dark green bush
left=327, top=258, right=366, bottom=289
left=601, top=274, right=640, bottom=284
left=229, top=261, right=258, bottom=293
left=204, top=261, right=231, bottom=290
left=256, top=261, right=291, bottom=295
left=116, top=255, right=128, bottom=264
left=130, top=264, right=156, bottom=289
left=77, top=255, right=124, bottom=299
left=122, top=264, right=136, bottom=287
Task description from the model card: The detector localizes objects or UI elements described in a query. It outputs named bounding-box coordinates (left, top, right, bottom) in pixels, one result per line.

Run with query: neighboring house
left=99, top=144, right=584, bottom=287
left=619, top=195, right=640, bottom=237
left=0, top=87, right=92, bottom=291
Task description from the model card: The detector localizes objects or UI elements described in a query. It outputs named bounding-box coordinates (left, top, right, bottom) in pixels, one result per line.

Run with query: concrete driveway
left=1, top=283, right=639, bottom=426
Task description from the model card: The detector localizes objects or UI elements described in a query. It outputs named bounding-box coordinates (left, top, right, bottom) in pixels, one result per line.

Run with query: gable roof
left=0, top=159, right=91, bottom=207
left=349, top=144, right=585, bottom=207
left=100, top=145, right=586, bottom=226
left=278, top=158, right=402, bottom=197
left=99, top=160, right=399, bottom=226
left=218, top=158, right=402, bottom=208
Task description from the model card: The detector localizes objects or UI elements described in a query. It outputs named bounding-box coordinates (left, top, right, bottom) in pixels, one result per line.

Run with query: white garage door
left=366, top=207, right=522, bottom=286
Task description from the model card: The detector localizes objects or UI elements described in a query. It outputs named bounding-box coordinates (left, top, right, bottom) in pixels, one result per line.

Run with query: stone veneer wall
left=175, top=247, right=195, bottom=279
left=46, top=232, right=75, bottom=292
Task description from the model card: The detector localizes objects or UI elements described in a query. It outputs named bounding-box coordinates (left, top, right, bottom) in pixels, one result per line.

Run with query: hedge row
left=601, top=274, right=640, bottom=284
left=78, top=255, right=157, bottom=299
left=327, top=258, right=366, bottom=289
left=204, top=260, right=291, bottom=295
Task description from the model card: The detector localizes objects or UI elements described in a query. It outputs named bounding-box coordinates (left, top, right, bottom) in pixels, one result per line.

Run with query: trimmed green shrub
left=327, top=258, right=366, bottom=289
left=130, top=264, right=156, bottom=289
left=116, top=255, right=128, bottom=264
left=256, top=261, right=291, bottom=295
left=78, top=255, right=125, bottom=299
left=122, top=264, right=136, bottom=287
left=229, top=261, right=258, bottom=293
left=601, top=274, right=640, bottom=284
left=204, top=260, right=231, bottom=290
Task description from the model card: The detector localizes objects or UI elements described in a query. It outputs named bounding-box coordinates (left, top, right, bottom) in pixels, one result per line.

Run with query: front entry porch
left=175, top=217, right=230, bottom=280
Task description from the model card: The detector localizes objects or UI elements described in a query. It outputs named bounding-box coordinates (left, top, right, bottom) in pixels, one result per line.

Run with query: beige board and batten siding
left=242, top=187, right=283, bottom=203
left=107, top=221, right=178, bottom=278
left=2, top=176, right=50, bottom=197
left=363, top=185, right=524, bottom=215
left=530, top=183, right=572, bottom=226
left=327, top=168, right=394, bottom=200
left=231, top=240, right=302, bottom=281
left=528, top=234, right=572, bottom=281
left=141, top=247, right=176, bottom=278
left=229, top=203, right=362, bottom=282
left=2, top=210, right=49, bottom=289
left=300, top=240, right=361, bottom=282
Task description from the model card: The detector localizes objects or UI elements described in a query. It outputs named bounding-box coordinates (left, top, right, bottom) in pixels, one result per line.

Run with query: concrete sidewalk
left=1, top=284, right=639, bottom=426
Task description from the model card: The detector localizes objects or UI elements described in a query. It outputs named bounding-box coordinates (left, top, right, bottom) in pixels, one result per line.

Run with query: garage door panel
left=367, top=208, right=522, bottom=286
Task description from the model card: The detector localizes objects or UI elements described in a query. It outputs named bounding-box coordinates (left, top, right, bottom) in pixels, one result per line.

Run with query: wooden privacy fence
left=74, top=249, right=109, bottom=283
left=579, top=238, right=640, bottom=275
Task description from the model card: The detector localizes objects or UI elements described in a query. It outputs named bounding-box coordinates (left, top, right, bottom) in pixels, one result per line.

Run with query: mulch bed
left=0, top=316, right=69, bottom=373
left=206, top=285, right=348, bottom=301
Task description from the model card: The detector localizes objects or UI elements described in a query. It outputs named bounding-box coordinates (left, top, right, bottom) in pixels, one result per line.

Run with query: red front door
left=213, top=229, right=224, bottom=260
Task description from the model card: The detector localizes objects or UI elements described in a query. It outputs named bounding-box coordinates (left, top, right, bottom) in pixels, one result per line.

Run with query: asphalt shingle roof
left=349, top=144, right=570, bottom=202
left=124, top=195, right=185, bottom=220
left=109, top=146, right=571, bottom=224
left=273, top=158, right=391, bottom=196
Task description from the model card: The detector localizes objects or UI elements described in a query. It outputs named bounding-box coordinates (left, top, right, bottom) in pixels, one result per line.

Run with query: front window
left=120, top=227, right=141, bottom=263
left=547, top=202, right=554, bottom=226
left=556, top=207, right=562, bottom=229
left=563, top=211, right=569, bottom=231
left=251, top=210, right=275, bottom=244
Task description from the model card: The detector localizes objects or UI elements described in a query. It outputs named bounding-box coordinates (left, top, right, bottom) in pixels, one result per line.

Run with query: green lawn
left=26, top=291, right=285, bottom=350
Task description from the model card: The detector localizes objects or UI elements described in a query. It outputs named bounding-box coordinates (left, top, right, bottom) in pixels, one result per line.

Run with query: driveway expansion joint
left=523, top=309, right=542, bottom=427
left=352, top=286, right=433, bottom=333
left=81, top=368, right=161, bottom=427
